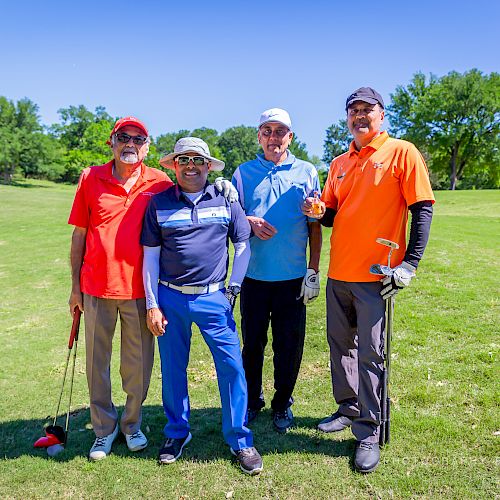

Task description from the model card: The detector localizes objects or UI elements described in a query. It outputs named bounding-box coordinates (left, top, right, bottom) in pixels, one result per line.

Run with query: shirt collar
left=174, top=182, right=214, bottom=202
left=348, top=131, right=389, bottom=157
left=97, top=160, right=150, bottom=182
left=257, top=151, right=296, bottom=170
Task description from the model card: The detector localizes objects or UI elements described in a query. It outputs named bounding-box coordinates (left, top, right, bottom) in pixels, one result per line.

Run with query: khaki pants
left=83, top=294, right=154, bottom=436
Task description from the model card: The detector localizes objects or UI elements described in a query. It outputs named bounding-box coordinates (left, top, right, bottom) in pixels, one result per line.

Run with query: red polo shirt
left=68, top=161, right=173, bottom=299
left=322, top=132, right=435, bottom=282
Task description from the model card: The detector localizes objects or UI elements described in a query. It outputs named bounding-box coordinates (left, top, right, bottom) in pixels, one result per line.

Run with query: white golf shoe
left=89, top=424, right=119, bottom=461
left=125, top=429, right=148, bottom=452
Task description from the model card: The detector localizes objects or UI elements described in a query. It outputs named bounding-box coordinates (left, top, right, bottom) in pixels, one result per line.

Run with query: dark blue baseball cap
left=345, top=87, right=385, bottom=111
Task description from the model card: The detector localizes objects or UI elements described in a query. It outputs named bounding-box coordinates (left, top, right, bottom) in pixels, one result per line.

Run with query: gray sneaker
left=231, top=447, right=263, bottom=475
left=158, top=433, right=192, bottom=464
left=272, top=407, right=295, bottom=433
left=317, top=411, right=354, bottom=433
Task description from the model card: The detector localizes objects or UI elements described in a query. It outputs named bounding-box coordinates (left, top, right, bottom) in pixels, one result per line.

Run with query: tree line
left=1, top=69, right=498, bottom=190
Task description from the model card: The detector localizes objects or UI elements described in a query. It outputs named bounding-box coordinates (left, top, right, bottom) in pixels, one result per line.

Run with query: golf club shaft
left=52, top=349, right=72, bottom=427
left=381, top=296, right=394, bottom=445
left=52, top=308, right=81, bottom=429
left=64, top=336, right=78, bottom=442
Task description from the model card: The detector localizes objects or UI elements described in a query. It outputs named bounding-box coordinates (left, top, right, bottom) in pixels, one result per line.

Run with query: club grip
left=68, top=308, right=82, bottom=349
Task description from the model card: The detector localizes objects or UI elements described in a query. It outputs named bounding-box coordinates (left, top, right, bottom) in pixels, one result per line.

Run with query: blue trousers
left=157, top=285, right=253, bottom=451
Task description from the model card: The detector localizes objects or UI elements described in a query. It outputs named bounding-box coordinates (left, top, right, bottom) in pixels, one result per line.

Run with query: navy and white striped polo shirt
left=141, top=183, right=251, bottom=287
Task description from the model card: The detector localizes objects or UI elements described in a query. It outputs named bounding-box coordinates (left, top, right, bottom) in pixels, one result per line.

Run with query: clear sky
left=1, top=0, right=498, bottom=158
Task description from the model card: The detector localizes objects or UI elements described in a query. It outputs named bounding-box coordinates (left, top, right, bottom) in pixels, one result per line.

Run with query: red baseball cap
left=109, top=116, right=149, bottom=138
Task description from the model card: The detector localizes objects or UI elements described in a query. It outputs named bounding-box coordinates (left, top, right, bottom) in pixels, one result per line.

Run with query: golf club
left=370, top=238, right=399, bottom=446
left=34, top=307, right=81, bottom=456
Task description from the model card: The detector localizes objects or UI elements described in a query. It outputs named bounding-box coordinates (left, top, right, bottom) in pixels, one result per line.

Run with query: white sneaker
left=89, top=425, right=119, bottom=461
left=125, top=429, right=148, bottom=452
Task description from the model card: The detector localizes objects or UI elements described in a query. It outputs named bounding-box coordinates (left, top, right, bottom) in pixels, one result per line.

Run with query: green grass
left=0, top=180, right=499, bottom=499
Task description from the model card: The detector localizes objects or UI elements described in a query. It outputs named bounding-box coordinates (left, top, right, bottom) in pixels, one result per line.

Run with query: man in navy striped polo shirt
left=141, top=137, right=263, bottom=475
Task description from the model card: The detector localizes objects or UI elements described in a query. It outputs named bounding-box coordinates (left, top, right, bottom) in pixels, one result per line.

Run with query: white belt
left=159, top=280, right=225, bottom=295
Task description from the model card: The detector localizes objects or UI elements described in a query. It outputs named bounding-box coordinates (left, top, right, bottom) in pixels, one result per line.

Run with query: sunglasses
left=176, top=156, right=208, bottom=166
left=259, top=127, right=290, bottom=138
left=115, top=133, right=149, bottom=146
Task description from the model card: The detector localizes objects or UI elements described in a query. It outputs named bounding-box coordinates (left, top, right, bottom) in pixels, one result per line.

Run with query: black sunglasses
left=115, top=132, right=149, bottom=146
left=176, top=156, right=207, bottom=167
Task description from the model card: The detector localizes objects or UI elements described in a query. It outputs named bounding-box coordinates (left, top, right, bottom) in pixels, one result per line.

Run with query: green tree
left=322, top=119, right=350, bottom=164
left=154, top=130, right=191, bottom=157
left=388, top=70, right=500, bottom=190
left=289, top=134, right=313, bottom=163
left=218, top=125, right=260, bottom=177
left=0, top=96, right=58, bottom=182
left=51, top=105, right=113, bottom=149
left=51, top=106, right=115, bottom=182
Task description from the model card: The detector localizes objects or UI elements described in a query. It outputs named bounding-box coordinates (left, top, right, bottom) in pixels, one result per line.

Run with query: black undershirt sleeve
left=404, top=201, right=433, bottom=268
left=319, top=207, right=336, bottom=227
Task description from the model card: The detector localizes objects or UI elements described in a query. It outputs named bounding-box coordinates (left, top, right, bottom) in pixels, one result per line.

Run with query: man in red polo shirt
left=68, top=117, right=238, bottom=461
left=304, top=88, right=435, bottom=473
left=68, top=116, right=171, bottom=460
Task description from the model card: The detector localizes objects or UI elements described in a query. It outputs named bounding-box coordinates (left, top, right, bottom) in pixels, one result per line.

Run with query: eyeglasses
left=259, top=127, right=290, bottom=138
left=175, top=156, right=208, bottom=166
left=115, top=133, right=149, bottom=146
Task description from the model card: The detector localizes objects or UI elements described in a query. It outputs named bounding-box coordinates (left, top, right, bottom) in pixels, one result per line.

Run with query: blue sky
left=1, top=0, right=498, bottom=157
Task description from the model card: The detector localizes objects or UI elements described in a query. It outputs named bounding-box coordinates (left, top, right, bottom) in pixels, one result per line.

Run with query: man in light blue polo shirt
left=141, top=137, right=263, bottom=475
left=232, top=109, right=322, bottom=432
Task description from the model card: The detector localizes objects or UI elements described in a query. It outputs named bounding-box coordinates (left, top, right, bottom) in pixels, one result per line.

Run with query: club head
left=370, top=264, right=394, bottom=276
left=376, top=238, right=399, bottom=250
left=33, top=425, right=66, bottom=448
left=47, top=443, right=65, bottom=457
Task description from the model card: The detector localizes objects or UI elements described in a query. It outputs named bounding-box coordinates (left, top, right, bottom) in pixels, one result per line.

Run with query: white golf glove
left=300, top=268, right=320, bottom=305
left=214, top=177, right=239, bottom=203
left=380, top=261, right=416, bottom=300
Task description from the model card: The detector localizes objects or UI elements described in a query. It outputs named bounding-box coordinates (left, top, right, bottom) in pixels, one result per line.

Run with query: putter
left=34, top=308, right=81, bottom=454
left=369, top=238, right=399, bottom=446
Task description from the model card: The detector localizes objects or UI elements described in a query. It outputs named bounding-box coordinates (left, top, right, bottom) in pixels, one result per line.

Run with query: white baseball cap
left=258, top=108, right=292, bottom=130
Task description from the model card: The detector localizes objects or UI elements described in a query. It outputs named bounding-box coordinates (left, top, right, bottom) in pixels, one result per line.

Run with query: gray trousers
left=326, top=279, right=385, bottom=443
left=83, top=294, right=155, bottom=436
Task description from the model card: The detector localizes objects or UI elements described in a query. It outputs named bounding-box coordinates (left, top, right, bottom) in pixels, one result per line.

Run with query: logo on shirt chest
left=373, top=162, right=383, bottom=169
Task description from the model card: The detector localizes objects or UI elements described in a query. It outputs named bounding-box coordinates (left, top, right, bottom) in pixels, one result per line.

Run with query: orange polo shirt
left=68, top=161, right=173, bottom=299
left=322, top=132, right=435, bottom=282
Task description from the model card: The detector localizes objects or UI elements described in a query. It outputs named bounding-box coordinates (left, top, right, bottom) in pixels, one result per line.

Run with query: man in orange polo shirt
left=304, top=88, right=435, bottom=473
left=68, top=117, right=239, bottom=461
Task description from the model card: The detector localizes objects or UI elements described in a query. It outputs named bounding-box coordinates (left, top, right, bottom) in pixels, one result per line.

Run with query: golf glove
left=225, top=285, right=241, bottom=311
left=380, top=261, right=416, bottom=300
left=300, top=269, right=320, bottom=305
left=215, top=177, right=239, bottom=203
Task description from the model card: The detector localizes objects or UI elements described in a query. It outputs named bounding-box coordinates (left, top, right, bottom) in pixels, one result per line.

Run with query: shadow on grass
left=0, top=179, right=52, bottom=188
left=1, top=405, right=354, bottom=463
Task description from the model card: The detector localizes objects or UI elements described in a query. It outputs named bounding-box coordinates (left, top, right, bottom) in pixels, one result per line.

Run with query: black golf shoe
left=272, top=407, right=295, bottom=433
left=317, top=410, right=354, bottom=433
left=158, top=433, right=192, bottom=465
left=354, top=440, right=380, bottom=473
left=246, top=407, right=261, bottom=424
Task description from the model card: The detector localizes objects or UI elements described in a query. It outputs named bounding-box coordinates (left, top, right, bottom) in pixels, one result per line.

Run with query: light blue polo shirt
left=232, top=152, right=320, bottom=281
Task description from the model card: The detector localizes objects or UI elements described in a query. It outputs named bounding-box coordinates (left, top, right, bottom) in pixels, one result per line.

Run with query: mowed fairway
left=0, top=180, right=498, bottom=499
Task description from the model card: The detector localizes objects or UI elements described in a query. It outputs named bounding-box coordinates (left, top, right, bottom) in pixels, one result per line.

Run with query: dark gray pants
left=326, top=279, right=385, bottom=443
